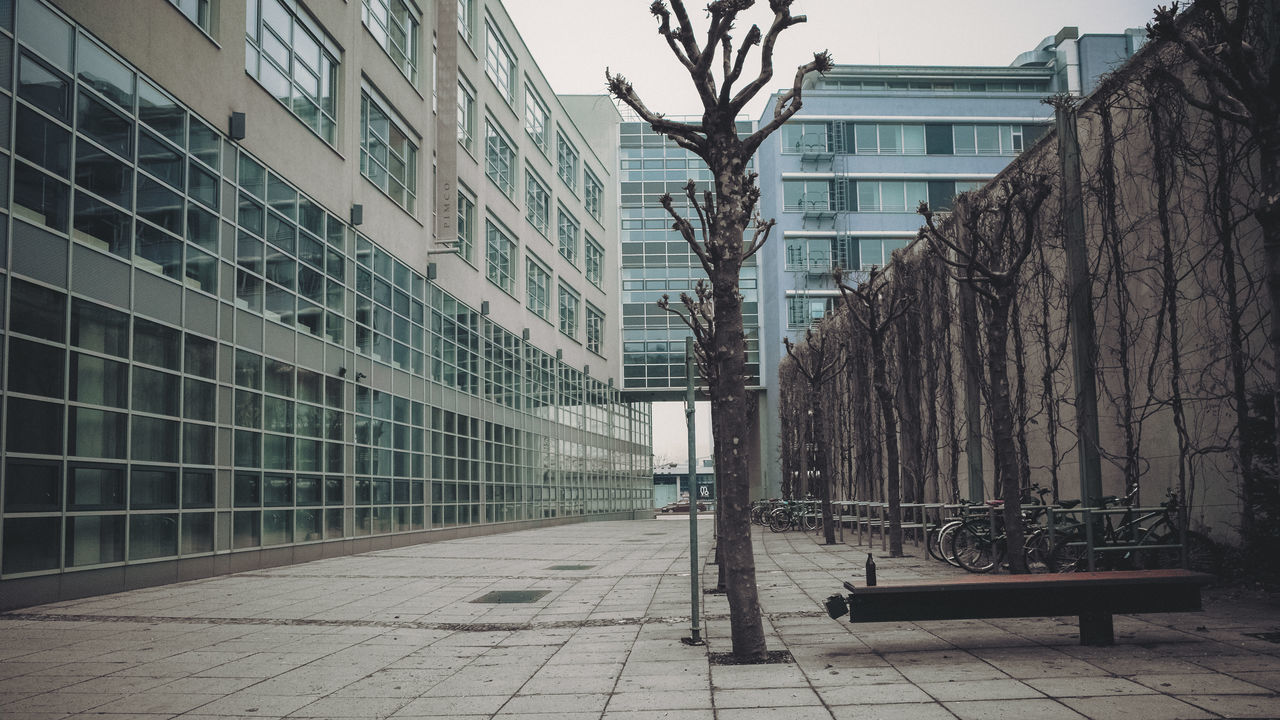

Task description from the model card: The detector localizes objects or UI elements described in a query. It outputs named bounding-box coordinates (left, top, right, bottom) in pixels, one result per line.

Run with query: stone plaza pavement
left=2, top=517, right=1279, bottom=719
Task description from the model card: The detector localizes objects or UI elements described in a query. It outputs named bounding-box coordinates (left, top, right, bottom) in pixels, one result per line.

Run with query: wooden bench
left=824, top=569, right=1214, bottom=646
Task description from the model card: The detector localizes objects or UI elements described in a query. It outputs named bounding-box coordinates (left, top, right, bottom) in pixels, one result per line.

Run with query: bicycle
left=768, top=498, right=819, bottom=533
left=1047, top=486, right=1219, bottom=573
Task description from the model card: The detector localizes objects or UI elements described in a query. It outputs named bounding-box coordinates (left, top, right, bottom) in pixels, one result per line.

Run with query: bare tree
left=921, top=172, right=1053, bottom=573
left=1148, top=0, right=1280, bottom=522
left=837, top=266, right=910, bottom=556
left=608, top=0, right=831, bottom=661
left=784, top=327, right=845, bottom=544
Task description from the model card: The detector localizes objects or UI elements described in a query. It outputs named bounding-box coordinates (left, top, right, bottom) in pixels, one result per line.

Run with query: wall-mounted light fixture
left=354, top=371, right=367, bottom=382
left=229, top=111, right=246, bottom=140
left=350, top=204, right=363, bottom=226
left=338, top=366, right=348, bottom=378
left=481, top=301, right=490, bottom=315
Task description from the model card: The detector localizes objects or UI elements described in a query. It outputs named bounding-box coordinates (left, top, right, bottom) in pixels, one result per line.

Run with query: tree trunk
left=871, top=327, right=904, bottom=557
left=814, top=393, right=836, bottom=544
left=986, top=294, right=1028, bottom=573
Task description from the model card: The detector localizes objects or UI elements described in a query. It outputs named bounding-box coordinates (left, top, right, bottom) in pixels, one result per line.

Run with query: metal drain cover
left=472, top=590, right=550, bottom=603
left=547, top=565, right=593, bottom=570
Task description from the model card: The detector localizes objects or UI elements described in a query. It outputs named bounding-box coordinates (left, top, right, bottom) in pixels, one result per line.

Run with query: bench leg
left=1079, top=612, right=1114, bottom=646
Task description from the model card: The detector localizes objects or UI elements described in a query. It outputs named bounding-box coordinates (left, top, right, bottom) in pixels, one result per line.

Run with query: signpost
left=683, top=336, right=703, bottom=645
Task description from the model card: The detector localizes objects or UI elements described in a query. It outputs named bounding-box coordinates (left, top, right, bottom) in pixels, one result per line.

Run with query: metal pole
left=684, top=336, right=703, bottom=645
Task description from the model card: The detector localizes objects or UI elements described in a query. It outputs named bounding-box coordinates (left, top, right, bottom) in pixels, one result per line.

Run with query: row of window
left=782, top=179, right=986, bottom=214
left=815, top=78, right=1052, bottom=94
left=783, top=237, right=911, bottom=273
left=781, top=122, right=1043, bottom=156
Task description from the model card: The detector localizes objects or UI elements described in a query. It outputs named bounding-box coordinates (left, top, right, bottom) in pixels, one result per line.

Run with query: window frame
left=525, top=168, right=550, bottom=237
left=483, top=18, right=516, bottom=105
left=525, top=253, right=552, bottom=320
left=585, top=304, right=604, bottom=355
left=583, top=166, right=603, bottom=222
left=484, top=116, right=516, bottom=198
left=556, top=129, right=579, bottom=193
left=456, top=185, right=476, bottom=264
left=456, top=73, right=476, bottom=153
left=524, top=83, right=550, bottom=157
left=360, top=87, right=418, bottom=214
left=361, top=0, right=420, bottom=85
left=245, top=0, right=340, bottom=145
left=556, top=206, right=579, bottom=266
left=485, top=218, right=517, bottom=296
left=558, top=282, right=580, bottom=340
left=584, top=234, right=603, bottom=288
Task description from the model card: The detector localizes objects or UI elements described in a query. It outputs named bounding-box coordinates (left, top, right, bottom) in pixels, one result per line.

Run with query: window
left=484, top=20, right=515, bottom=104
left=557, top=208, right=579, bottom=265
left=363, top=0, right=419, bottom=83
left=457, top=188, right=475, bottom=263
left=486, top=219, right=516, bottom=295
left=556, top=131, right=579, bottom=192
left=782, top=180, right=836, bottom=212
left=525, top=84, right=550, bottom=155
left=526, top=255, right=551, bottom=319
left=485, top=118, right=516, bottom=197
left=558, top=283, right=580, bottom=339
left=781, top=122, right=830, bottom=153
left=585, top=234, right=603, bottom=288
left=457, top=0, right=473, bottom=45
left=584, top=168, right=603, bottom=221
left=168, top=0, right=211, bottom=32
left=586, top=305, right=604, bottom=355
left=858, top=238, right=910, bottom=270
left=360, top=89, right=417, bottom=213
left=245, top=0, right=339, bottom=143
left=787, top=296, right=835, bottom=328
left=457, top=74, right=475, bottom=151
left=784, top=237, right=854, bottom=272
left=853, top=123, right=925, bottom=155
left=525, top=170, right=550, bottom=236
left=855, top=181, right=928, bottom=213
left=952, top=124, right=1024, bottom=155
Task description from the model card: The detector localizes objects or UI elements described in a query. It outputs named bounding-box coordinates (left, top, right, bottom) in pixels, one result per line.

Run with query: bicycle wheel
left=1048, top=535, right=1089, bottom=573
left=768, top=509, right=790, bottom=533
left=928, top=520, right=959, bottom=563
left=936, top=522, right=964, bottom=567
left=801, top=507, right=819, bottom=531
left=1023, top=529, right=1053, bottom=573
left=949, top=524, right=999, bottom=573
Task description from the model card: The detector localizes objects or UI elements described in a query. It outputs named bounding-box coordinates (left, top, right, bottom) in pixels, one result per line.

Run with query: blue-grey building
left=754, top=27, right=1145, bottom=497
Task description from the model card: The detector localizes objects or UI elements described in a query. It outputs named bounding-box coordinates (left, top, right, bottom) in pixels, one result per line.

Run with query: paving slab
left=2, top=517, right=1278, bottom=720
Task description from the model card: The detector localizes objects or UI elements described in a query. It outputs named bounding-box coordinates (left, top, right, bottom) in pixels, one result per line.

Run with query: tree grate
left=547, top=565, right=594, bottom=570
left=471, top=590, right=550, bottom=604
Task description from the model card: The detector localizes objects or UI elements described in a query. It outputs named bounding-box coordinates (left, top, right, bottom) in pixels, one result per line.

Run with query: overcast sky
left=503, top=0, right=1159, bottom=120
left=501, top=0, right=1159, bottom=463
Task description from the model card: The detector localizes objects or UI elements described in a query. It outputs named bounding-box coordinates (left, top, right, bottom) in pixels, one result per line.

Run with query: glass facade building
left=618, top=119, right=761, bottom=393
left=0, top=0, right=650, bottom=608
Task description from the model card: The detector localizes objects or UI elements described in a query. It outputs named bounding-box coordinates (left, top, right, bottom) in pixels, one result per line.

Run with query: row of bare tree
left=779, top=1, right=1277, bottom=570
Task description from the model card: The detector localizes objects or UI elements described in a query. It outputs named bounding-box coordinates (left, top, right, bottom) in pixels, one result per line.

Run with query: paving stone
left=916, top=678, right=1045, bottom=702
left=830, top=702, right=960, bottom=720
left=1180, top=693, right=1280, bottom=718
left=1059, top=694, right=1216, bottom=719
left=944, top=698, right=1088, bottom=720
left=1131, top=672, right=1274, bottom=694
left=817, top=682, right=933, bottom=705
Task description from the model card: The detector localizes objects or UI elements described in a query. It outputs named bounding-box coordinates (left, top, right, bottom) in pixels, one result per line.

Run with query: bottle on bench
left=866, top=553, right=877, bottom=586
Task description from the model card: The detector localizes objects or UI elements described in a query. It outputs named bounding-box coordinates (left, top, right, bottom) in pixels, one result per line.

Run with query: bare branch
left=743, top=214, right=775, bottom=260
left=744, top=51, right=833, bottom=156
left=606, top=70, right=707, bottom=153
left=660, top=192, right=715, bottom=277
left=728, top=2, right=808, bottom=111
left=649, top=0, right=696, bottom=70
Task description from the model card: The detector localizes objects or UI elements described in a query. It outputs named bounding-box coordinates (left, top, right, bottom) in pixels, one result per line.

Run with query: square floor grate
left=472, top=590, right=550, bottom=604
left=547, top=565, right=593, bottom=570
